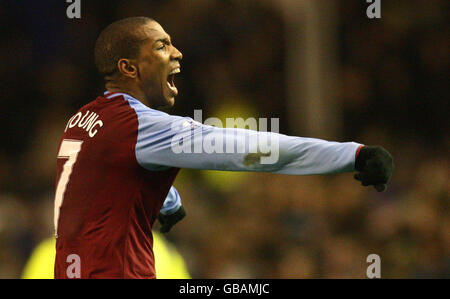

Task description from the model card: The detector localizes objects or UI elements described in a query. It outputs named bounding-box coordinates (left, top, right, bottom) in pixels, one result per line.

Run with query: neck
left=105, top=82, right=150, bottom=106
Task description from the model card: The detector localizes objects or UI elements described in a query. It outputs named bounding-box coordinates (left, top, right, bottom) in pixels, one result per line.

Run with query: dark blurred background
left=0, top=0, right=448, bottom=278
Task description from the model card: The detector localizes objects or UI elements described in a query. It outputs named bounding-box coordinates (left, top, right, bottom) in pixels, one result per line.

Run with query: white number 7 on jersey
left=54, top=139, right=83, bottom=237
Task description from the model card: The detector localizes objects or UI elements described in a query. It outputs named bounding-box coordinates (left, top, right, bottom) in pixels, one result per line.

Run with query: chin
left=164, top=97, right=175, bottom=108
left=155, top=97, right=175, bottom=109
left=167, top=97, right=175, bottom=107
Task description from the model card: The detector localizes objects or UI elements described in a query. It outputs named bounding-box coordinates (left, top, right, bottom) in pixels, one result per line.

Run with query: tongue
left=166, top=74, right=173, bottom=87
left=167, top=77, right=178, bottom=95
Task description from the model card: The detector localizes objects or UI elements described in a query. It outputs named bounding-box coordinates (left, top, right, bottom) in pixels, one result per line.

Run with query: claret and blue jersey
left=54, top=91, right=362, bottom=278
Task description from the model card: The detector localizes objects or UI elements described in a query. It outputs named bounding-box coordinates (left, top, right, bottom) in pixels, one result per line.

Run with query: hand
left=158, top=205, right=186, bottom=233
left=354, top=146, right=394, bottom=192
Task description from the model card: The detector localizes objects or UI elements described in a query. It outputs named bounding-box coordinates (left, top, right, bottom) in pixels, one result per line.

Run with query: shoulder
left=119, top=94, right=168, bottom=118
left=104, top=92, right=199, bottom=133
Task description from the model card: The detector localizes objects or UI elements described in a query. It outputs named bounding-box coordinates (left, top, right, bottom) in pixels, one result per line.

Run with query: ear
left=117, top=58, right=138, bottom=79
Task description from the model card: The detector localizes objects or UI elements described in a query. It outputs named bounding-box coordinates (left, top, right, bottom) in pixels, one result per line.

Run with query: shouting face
left=134, top=21, right=183, bottom=108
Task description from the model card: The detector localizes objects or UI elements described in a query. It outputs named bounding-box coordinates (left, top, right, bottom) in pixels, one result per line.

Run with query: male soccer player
left=54, top=17, right=393, bottom=278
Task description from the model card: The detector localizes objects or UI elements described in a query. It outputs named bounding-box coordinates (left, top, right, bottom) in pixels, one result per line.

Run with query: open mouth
left=167, top=67, right=180, bottom=95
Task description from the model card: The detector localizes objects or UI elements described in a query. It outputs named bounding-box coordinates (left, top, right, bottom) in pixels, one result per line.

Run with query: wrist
left=355, top=145, right=364, bottom=170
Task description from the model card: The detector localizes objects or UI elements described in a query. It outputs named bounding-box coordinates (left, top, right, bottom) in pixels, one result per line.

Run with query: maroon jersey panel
left=54, top=94, right=179, bottom=278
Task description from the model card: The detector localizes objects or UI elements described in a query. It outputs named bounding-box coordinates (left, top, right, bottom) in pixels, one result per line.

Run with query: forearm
left=160, top=186, right=182, bottom=215
left=211, top=128, right=362, bottom=175
left=271, top=133, right=362, bottom=175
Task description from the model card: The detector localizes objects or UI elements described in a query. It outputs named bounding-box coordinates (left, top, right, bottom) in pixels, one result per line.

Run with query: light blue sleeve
left=126, top=95, right=362, bottom=174
left=160, top=186, right=182, bottom=215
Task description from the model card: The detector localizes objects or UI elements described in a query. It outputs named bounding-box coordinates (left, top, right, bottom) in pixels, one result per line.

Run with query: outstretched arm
left=127, top=96, right=393, bottom=190
left=130, top=104, right=361, bottom=174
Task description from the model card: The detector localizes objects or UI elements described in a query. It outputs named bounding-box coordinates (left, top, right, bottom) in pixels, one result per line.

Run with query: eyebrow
left=155, top=36, right=172, bottom=44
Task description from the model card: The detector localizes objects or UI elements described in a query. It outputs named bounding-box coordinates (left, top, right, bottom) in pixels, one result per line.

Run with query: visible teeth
left=169, top=68, right=181, bottom=75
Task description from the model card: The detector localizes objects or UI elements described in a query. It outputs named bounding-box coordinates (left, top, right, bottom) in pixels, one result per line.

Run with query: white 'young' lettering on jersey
left=64, top=111, right=103, bottom=138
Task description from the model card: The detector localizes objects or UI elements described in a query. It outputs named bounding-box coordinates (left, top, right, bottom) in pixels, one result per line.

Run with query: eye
left=155, top=42, right=166, bottom=50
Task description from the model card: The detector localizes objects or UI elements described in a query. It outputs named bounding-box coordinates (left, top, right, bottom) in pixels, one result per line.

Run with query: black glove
left=158, top=205, right=186, bottom=233
left=354, top=146, right=394, bottom=192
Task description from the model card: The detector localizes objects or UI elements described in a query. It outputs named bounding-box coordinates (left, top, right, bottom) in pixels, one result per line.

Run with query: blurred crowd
left=0, top=0, right=448, bottom=278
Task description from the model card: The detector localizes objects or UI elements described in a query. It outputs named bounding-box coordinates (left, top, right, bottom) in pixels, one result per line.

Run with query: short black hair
left=94, top=17, right=154, bottom=77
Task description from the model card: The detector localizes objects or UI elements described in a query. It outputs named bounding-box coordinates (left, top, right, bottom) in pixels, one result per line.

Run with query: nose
left=171, top=45, right=183, bottom=61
